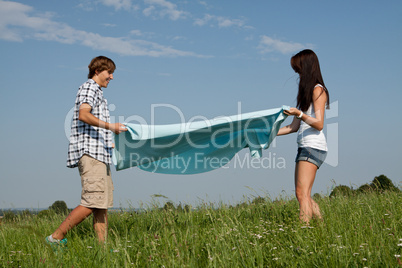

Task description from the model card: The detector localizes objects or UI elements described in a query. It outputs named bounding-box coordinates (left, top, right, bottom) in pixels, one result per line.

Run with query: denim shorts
left=295, top=147, right=327, bottom=168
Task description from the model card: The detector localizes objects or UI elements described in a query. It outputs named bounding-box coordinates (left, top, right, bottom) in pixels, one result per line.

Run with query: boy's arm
left=79, top=103, right=127, bottom=134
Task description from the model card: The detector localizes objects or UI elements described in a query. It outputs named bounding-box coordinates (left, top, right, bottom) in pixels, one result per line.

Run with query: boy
left=46, top=56, right=127, bottom=247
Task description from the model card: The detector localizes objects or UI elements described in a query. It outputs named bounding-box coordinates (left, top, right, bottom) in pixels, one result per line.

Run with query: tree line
left=1, top=174, right=400, bottom=221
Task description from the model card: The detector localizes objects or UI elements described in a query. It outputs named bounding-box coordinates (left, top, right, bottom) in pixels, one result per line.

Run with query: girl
left=278, top=49, right=330, bottom=224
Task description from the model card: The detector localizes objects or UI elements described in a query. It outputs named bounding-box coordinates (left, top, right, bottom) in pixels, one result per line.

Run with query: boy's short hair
left=88, top=56, right=116, bottom=79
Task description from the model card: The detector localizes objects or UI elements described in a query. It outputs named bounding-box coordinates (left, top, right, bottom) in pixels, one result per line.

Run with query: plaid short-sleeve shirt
left=67, top=79, right=113, bottom=168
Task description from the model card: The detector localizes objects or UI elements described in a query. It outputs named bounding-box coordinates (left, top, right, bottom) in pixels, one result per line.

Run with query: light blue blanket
left=113, top=105, right=288, bottom=174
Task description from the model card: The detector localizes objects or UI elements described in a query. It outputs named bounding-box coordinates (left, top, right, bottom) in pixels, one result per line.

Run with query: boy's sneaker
left=45, top=235, right=68, bottom=252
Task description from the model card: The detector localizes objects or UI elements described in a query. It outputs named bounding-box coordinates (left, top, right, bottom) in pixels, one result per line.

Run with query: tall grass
left=1, top=191, right=401, bottom=267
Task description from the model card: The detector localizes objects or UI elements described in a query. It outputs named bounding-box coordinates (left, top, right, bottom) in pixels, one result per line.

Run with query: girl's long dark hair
left=291, top=49, right=329, bottom=112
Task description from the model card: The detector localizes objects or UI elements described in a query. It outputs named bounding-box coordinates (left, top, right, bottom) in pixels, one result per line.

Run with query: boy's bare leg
left=52, top=205, right=93, bottom=240
left=93, top=209, right=108, bottom=243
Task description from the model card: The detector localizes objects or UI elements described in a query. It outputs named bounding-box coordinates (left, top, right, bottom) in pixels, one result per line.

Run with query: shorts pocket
left=82, top=177, right=105, bottom=194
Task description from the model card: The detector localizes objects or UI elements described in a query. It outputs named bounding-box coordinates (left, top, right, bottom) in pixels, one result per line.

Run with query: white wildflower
left=272, top=257, right=279, bottom=261
left=397, top=243, right=402, bottom=247
left=353, top=253, right=359, bottom=256
left=279, top=228, right=284, bottom=231
left=362, top=258, right=367, bottom=261
left=87, top=246, right=93, bottom=249
left=395, top=255, right=401, bottom=258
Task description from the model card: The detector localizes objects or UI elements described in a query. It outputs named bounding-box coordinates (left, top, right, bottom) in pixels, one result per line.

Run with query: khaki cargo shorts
left=78, top=154, right=114, bottom=209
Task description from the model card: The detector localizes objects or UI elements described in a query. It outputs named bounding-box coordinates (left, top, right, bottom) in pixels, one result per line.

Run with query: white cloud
left=193, top=14, right=248, bottom=29
left=245, top=35, right=253, bottom=41
left=193, top=14, right=212, bottom=26
left=143, top=0, right=188, bottom=20
left=0, top=0, right=207, bottom=58
left=216, top=17, right=243, bottom=28
left=143, top=5, right=155, bottom=17
left=102, top=23, right=117, bottom=27
left=130, top=29, right=143, bottom=36
left=257, top=35, right=311, bottom=54
left=98, top=0, right=136, bottom=11
left=172, top=35, right=186, bottom=41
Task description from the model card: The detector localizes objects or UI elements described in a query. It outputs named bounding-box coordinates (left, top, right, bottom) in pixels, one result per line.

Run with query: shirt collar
left=88, top=79, right=102, bottom=91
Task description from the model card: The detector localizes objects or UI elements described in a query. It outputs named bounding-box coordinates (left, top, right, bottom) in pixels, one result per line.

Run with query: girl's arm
left=283, top=86, right=327, bottom=131
left=277, top=116, right=300, bottom=136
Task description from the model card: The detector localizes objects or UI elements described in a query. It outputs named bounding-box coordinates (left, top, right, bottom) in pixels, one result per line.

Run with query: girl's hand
left=283, top=107, right=302, bottom=117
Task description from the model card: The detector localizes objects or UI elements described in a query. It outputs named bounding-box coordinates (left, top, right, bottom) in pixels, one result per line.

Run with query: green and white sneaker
left=45, top=235, right=68, bottom=252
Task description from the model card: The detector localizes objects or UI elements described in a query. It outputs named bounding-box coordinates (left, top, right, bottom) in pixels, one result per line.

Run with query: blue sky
left=1, top=0, right=401, bottom=209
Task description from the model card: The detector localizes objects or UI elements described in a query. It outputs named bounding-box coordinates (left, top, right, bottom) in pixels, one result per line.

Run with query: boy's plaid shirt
left=67, top=79, right=113, bottom=168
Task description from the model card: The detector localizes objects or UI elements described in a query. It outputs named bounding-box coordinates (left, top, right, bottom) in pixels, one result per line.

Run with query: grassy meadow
left=1, top=191, right=401, bottom=267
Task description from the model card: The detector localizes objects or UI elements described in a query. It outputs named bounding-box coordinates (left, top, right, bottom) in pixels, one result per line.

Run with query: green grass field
left=1, top=191, right=401, bottom=267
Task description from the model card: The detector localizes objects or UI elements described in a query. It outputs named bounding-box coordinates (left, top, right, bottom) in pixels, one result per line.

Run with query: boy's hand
left=109, top=123, right=127, bottom=134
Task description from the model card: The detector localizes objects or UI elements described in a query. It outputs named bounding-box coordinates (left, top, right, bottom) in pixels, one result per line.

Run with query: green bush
left=37, top=209, right=55, bottom=219
left=163, top=201, right=175, bottom=211
left=20, top=209, right=32, bottom=219
left=370, top=174, right=400, bottom=192
left=329, top=185, right=353, bottom=198
left=357, top=183, right=373, bottom=194
left=49, top=200, right=68, bottom=215
left=2, top=210, right=16, bottom=222
left=312, top=193, right=322, bottom=201
left=251, top=196, right=266, bottom=205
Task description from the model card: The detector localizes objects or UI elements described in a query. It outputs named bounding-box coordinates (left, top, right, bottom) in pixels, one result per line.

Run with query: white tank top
left=297, top=85, right=328, bottom=151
